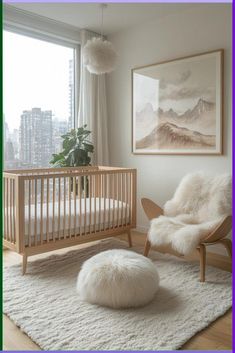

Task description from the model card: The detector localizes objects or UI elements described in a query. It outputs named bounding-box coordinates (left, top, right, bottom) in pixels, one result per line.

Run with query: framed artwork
left=132, top=50, right=223, bottom=155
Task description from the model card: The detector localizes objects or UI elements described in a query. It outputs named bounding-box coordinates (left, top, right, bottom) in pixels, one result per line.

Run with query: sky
left=134, top=54, right=217, bottom=115
left=3, top=30, right=74, bottom=131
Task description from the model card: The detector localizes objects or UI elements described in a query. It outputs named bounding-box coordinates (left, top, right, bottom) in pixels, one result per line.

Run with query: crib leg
left=144, top=239, right=151, bottom=257
left=127, top=230, right=132, bottom=248
left=22, top=254, right=28, bottom=275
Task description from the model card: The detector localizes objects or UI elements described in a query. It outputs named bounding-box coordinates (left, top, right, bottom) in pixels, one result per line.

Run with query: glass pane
left=3, top=30, right=75, bottom=169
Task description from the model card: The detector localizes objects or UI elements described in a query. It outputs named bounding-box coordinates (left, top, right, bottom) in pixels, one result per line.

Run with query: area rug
left=4, top=239, right=232, bottom=351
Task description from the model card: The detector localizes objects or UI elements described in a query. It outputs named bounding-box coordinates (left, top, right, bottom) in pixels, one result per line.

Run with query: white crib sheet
left=24, top=198, right=130, bottom=244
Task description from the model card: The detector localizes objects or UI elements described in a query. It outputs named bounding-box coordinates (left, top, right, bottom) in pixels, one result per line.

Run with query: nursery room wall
left=107, top=4, right=232, bottom=254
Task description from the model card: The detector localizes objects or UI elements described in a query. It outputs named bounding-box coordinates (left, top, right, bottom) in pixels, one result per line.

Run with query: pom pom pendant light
left=83, top=4, right=118, bottom=75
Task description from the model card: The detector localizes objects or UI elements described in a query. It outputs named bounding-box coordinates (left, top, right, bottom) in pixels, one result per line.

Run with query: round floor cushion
left=76, top=249, right=160, bottom=309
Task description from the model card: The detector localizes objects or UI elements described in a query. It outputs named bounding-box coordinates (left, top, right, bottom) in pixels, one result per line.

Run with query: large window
left=3, top=30, right=77, bottom=169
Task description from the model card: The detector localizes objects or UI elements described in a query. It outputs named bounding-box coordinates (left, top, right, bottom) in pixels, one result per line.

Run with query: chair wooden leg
left=22, top=254, right=28, bottom=275
left=197, top=244, right=206, bottom=282
left=127, top=230, right=132, bottom=248
left=219, top=239, right=232, bottom=260
left=144, top=239, right=151, bottom=257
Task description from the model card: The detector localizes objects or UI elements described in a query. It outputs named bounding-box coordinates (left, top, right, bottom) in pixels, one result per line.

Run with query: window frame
left=3, top=24, right=80, bottom=130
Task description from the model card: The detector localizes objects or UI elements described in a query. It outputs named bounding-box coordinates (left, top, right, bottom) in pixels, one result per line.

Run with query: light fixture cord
left=101, top=4, right=104, bottom=38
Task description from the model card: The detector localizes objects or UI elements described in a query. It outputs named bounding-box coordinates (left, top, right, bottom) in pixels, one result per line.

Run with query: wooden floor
left=3, top=231, right=232, bottom=351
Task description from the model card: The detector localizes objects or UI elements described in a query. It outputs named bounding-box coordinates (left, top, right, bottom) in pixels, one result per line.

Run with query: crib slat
left=6, top=178, right=10, bottom=241
left=84, top=176, right=87, bottom=235
left=94, top=175, right=97, bottom=233
left=8, top=179, right=11, bottom=242
left=119, top=173, right=122, bottom=227
left=111, top=174, right=115, bottom=229
left=79, top=176, right=82, bottom=236
left=63, top=177, right=66, bottom=238
left=126, top=173, right=129, bottom=226
left=52, top=177, right=55, bottom=241
left=121, top=173, right=124, bottom=228
left=93, top=175, right=96, bottom=233
left=6, top=178, right=9, bottom=241
left=132, top=170, right=137, bottom=227
left=13, top=179, right=16, bottom=243
left=58, top=178, right=61, bottom=240
left=130, top=172, right=132, bottom=225
left=4, top=179, right=6, bottom=240
left=100, top=174, right=103, bottom=230
left=40, top=178, right=44, bottom=244
left=69, top=177, right=71, bottom=238
left=73, top=177, right=76, bottom=236
left=112, top=174, right=115, bottom=229
left=34, top=179, right=37, bottom=245
left=89, top=175, right=92, bottom=234
left=99, top=174, right=101, bottom=232
left=108, top=174, right=111, bottom=230
left=114, top=173, right=117, bottom=228
left=28, top=179, right=31, bottom=246
left=3, top=179, right=5, bottom=240
left=8, top=179, right=11, bottom=240
left=46, top=178, right=49, bottom=242
left=103, top=174, right=106, bottom=230
left=9, top=179, right=12, bottom=243
left=9, top=179, right=11, bottom=242
left=117, top=173, right=120, bottom=228
left=125, top=173, right=128, bottom=226
left=119, top=174, right=122, bottom=228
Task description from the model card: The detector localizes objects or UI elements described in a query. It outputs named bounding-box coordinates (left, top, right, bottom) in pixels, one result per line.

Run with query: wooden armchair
left=141, top=198, right=232, bottom=282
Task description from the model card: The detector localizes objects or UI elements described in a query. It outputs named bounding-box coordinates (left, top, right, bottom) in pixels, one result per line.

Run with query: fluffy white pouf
left=76, top=249, right=160, bottom=309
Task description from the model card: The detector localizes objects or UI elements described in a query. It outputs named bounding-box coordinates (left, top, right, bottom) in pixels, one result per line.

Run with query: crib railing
left=3, top=174, right=17, bottom=248
left=3, top=167, right=136, bottom=254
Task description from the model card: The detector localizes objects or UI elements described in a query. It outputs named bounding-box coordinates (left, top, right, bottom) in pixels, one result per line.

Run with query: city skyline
left=4, top=109, right=71, bottom=169
left=4, top=30, right=75, bottom=170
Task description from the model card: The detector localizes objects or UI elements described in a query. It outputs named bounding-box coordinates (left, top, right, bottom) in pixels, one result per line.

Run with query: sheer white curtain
left=78, top=29, right=109, bottom=165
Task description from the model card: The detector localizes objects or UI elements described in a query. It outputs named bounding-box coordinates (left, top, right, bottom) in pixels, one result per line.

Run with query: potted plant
left=50, top=125, right=94, bottom=194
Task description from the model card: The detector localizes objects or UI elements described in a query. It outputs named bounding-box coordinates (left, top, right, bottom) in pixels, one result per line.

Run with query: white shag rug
left=4, top=239, right=232, bottom=351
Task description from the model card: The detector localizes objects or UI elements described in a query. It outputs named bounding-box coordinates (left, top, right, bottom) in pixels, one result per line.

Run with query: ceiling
left=6, top=3, right=198, bottom=36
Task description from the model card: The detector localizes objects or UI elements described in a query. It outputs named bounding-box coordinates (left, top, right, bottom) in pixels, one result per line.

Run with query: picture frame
left=132, top=49, right=223, bottom=155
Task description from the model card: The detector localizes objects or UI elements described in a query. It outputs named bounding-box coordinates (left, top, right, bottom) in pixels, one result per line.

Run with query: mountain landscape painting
left=132, top=50, right=222, bottom=154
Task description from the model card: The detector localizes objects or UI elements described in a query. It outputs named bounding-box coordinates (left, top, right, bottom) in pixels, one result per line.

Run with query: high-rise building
left=4, top=118, right=20, bottom=169
left=68, top=59, right=74, bottom=131
left=20, top=108, right=53, bottom=168
left=52, top=118, right=68, bottom=154
left=5, top=140, right=15, bottom=162
left=4, top=119, right=10, bottom=141
left=11, top=128, right=19, bottom=158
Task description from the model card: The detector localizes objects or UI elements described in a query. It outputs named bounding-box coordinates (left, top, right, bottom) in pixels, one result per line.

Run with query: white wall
left=107, top=4, right=232, bottom=254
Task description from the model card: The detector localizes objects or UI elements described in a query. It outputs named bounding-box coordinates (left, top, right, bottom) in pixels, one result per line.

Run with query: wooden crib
left=3, top=166, right=137, bottom=274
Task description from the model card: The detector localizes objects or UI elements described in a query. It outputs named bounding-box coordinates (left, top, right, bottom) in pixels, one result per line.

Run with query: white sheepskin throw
left=148, top=172, right=231, bottom=255
left=83, top=37, right=118, bottom=74
left=77, top=249, right=160, bottom=309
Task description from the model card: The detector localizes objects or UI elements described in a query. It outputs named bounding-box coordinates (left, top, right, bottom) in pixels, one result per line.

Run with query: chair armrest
left=203, top=215, right=232, bottom=243
left=141, top=198, right=163, bottom=221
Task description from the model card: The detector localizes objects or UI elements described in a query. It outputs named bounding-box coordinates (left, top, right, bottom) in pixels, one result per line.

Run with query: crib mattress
left=23, top=198, right=130, bottom=245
